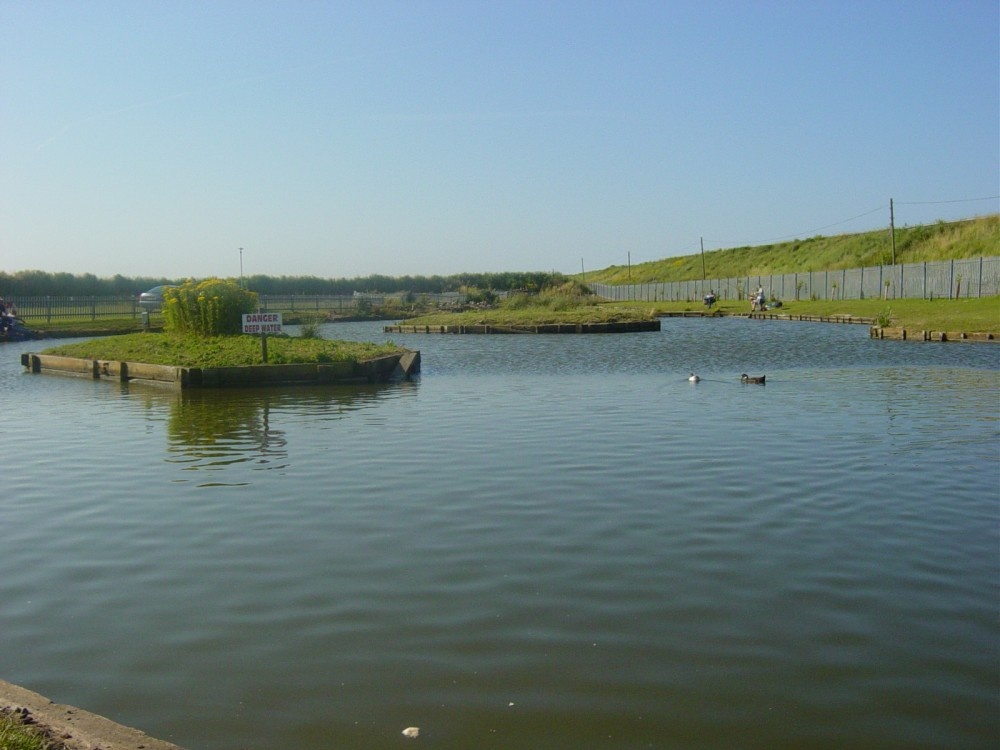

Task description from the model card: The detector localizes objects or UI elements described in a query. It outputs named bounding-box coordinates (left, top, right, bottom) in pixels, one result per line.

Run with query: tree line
left=0, top=270, right=567, bottom=297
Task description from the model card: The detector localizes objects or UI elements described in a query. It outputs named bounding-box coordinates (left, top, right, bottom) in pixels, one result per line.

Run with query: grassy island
left=402, top=280, right=658, bottom=328
left=42, top=332, right=404, bottom=368
left=402, top=304, right=656, bottom=328
left=38, top=279, right=406, bottom=369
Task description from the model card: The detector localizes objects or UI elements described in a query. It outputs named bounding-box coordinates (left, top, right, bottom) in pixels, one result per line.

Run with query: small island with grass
left=22, top=279, right=419, bottom=388
left=385, top=281, right=661, bottom=333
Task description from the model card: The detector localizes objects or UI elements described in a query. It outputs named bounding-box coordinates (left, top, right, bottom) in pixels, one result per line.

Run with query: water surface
left=2, top=318, right=997, bottom=749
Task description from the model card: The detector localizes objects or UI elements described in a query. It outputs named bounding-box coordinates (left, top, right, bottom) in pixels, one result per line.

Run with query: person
left=751, top=286, right=765, bottom=311
left=0, top=298, right=7, bottom=332
left=703, top=289, right=716, bottom=308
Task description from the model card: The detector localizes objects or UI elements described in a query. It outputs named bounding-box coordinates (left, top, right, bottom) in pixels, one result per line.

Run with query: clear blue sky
left=2, top=0, right=998, bottom=280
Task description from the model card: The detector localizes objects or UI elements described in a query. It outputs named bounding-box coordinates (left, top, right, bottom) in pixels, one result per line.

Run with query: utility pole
left=581, top=258, right=585, bottom=284
left=239, top=248, right=244, bottom=288
left=627, top=251, right=631, bottom=280
left=700, top=237, right=706, bottom=279
left=889, top=199, right=896, bottom=266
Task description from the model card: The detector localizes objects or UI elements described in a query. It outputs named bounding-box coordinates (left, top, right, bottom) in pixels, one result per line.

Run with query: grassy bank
left=0, top=710, right=61, bottom=750
left=580, top=214, right=999, bottom=285
left=610, top=296, right=998, bottom=332
left=42, top=332, right=404, bottom=367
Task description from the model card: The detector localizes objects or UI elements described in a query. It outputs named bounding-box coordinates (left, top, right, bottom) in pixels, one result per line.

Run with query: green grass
left=610, top=296, right=999, bottom=331
left=42, top=332, right=405, bottom=367
left=580, top=214, right=999, bottom=284
left=403, top=302, right=655, bottom=327
left=26, top=317, right=152, bottom=335
left=0, top=711, right=60, bottom=750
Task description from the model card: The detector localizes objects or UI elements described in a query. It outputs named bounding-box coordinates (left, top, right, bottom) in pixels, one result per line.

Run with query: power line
left=706, top=204, right=885, bottom=248
left=702, top=196, right=998, bottom=250
left=896, top=195, right=999, bottom=206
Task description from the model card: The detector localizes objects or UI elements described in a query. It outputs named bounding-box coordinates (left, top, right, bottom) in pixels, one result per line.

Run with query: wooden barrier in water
left=21, top=350, right=421, bottom=387
left=384, top=320, right=661, bottom=334
left=869, top=327, right=997, bottom=342
left=385, top=313, right=998, bottom=343
left=745, top=312, right=875, bottom=324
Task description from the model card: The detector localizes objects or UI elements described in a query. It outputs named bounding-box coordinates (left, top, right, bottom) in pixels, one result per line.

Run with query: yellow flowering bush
left=163, top=278, right=258, bottom=336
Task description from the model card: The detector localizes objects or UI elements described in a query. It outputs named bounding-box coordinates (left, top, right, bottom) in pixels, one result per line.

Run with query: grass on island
left=402, top=304, right=656, bottom=327
left=402, top=281, right=658, bottom=327
left=42, top=332, right=405, bottom=368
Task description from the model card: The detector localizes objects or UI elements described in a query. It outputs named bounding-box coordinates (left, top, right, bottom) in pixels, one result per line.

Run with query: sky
left=1, top=0, right=998, bottom=281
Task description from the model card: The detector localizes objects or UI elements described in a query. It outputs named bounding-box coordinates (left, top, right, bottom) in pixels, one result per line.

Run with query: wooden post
left=889, top=198, right=896, bottom=265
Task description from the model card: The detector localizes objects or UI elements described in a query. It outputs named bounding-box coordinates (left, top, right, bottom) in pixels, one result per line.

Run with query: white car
left=138, top=285, right=174, bottom=310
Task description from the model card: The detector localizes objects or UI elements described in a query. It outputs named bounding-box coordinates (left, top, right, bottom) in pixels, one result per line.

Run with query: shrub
left=299, top=322, right=322, bottom=339
left=163, top=278, right=258, bottom=336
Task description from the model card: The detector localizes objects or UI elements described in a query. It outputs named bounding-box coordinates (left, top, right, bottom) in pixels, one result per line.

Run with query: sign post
left=242, top=312, right=283, bottom=363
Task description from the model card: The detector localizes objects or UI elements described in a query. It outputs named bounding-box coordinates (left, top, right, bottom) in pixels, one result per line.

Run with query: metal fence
left=9, top=292, right=468, bottom=322
left=257, top=292, right=465, bottom=313
left=589, top=257, right=1000, bottom=303
left=7, top=296, right=144, bottom=322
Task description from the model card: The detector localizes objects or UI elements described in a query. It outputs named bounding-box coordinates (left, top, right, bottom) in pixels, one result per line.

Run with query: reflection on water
left=107, top=379, right=420, bottom=484
left=0, top=321, right=997, bottom=750
left=166, top=390, right=289, bottom=480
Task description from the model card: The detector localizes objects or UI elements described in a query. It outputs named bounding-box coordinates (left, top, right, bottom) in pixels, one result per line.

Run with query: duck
left=740, top=373, right=765, bottom=384
left=688, top=373, right=701, bottom=383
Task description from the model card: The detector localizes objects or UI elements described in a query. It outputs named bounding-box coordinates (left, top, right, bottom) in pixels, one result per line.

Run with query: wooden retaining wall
left=384, top=320, right=661, bottom=334
left=745, top=312, right=875, bottom=324
left=21, top=351, right=420, bottom=388
left=869, top=327, right=997, bottom=342
left=385, top=313, right=874, bottom=333
left=386, top=313, right=998, bottom=343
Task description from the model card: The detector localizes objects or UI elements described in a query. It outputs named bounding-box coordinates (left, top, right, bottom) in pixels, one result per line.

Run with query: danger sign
left=242, top=312, right=283, bottom=334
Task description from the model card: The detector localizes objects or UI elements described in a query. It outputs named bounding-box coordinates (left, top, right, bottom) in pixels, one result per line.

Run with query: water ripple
left=0, top=322, right=996, bottom=749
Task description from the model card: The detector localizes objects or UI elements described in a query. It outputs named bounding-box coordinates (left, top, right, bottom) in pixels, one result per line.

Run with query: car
left=138, top=285, right=174, bottom=311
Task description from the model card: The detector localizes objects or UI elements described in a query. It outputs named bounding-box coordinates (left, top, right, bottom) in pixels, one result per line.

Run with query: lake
left=2, top=318, right=998, bottom=749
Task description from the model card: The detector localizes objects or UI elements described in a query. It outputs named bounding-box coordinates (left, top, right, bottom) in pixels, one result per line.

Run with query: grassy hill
left=579, top=214, right=999, bottom=285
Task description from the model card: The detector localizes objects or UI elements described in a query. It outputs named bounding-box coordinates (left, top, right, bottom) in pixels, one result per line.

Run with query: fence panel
left=13, top=296, right=142, bottom=322
left=591, top=256, right=999, bottom=303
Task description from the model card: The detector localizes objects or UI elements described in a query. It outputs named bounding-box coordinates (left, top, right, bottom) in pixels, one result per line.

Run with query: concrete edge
left=0, top=679, right=186, bottom=750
